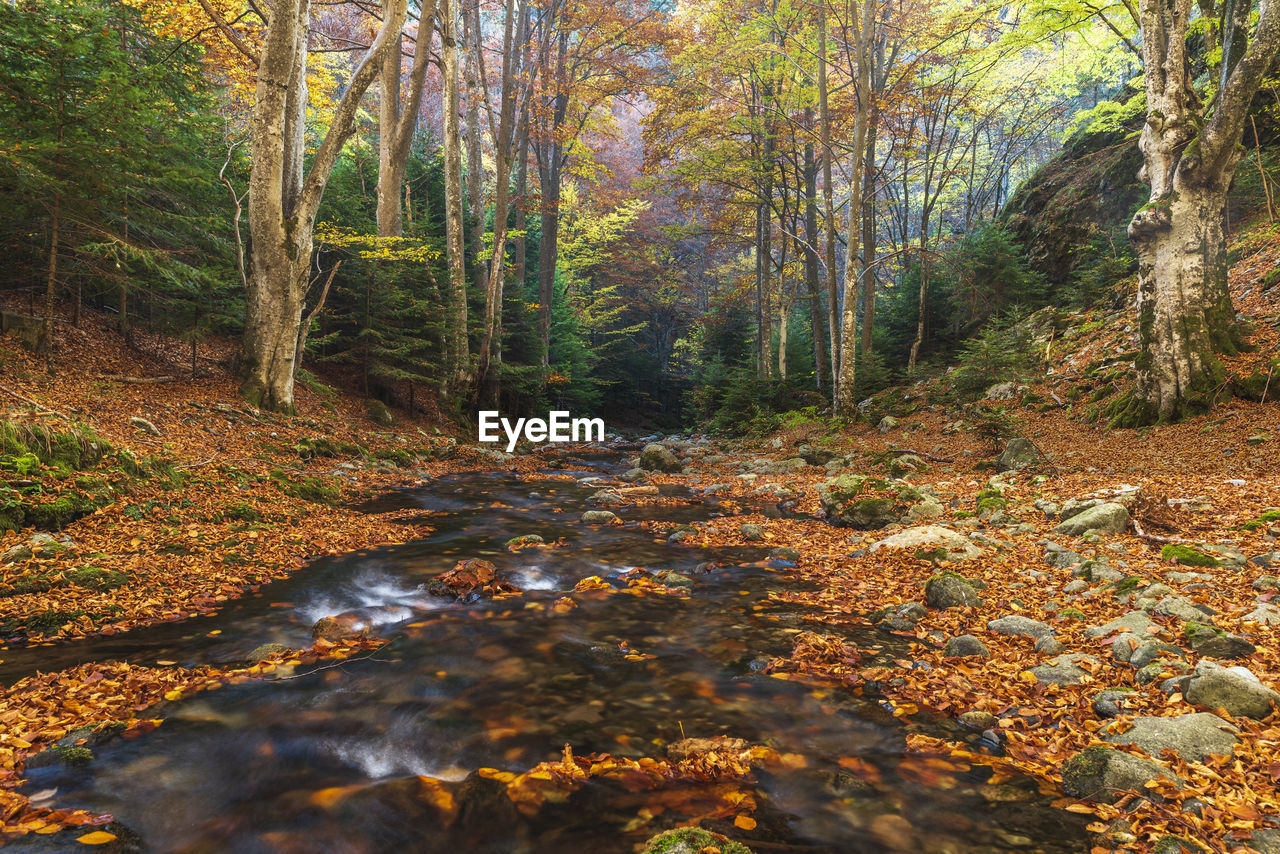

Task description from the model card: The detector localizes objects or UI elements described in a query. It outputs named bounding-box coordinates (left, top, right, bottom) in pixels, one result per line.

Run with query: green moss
left=506, top=534, right=545, bottom=547
left=643, top=828, right=753, bottom=854
left=1160, top=544, right=1220, bottom=567
left=64, top=567, right=128, bottom=591
left=296, top=438, right=366, bottom=460
left=52, top=745, right=93, bottom=766
left=269, top=469, right=340, bottom=505
left=1058, top=607, right=1086, bottom=620
left=24, top=494, right=100, bottom=531
left=1108, top=575, right=1143, bottom=593
left=374, top=448, right=414, bottom=467
left=218, top=502, right=261, bottom=523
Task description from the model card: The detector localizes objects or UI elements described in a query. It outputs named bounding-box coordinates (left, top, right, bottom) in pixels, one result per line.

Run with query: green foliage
left=1160, top=544, right=1221, bottom=567
left=943, top=223, right=1047, bottom=333
left=949, top=314, right=1040, bottom=400
left=0, top=0, right=236, bottom=338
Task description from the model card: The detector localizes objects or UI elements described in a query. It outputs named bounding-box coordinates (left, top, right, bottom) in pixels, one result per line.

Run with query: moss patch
left=1160, top=544, right=1221, bottom=567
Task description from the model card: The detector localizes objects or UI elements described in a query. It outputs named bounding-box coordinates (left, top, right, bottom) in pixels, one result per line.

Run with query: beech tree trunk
left=802, top=133, right=829, bottom=392
left=463, top=0, right=485, bottom=294
left=834, top=0, right=873, bottom=417
left=440, top=0, right=470, bottom=392
left=242, top=0, right=408, bottom=412
left=1123, top=0, right=1280, bottom=421
left=376, top=0, right=437, bottom=237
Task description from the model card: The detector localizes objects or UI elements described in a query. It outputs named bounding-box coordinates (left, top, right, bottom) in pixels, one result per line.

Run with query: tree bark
left=376, top=0, right=438, bottom=237
left=464, top=0, right=485, bottom=294
left=834, top=0, right=872, bottom=417
left=1122, top=0, right=1280, bottom=421
left=817, top=2, right=839, bottom=385
left=242, top=0, right=408, bottom=412
left=802, top=130, right=829, bottom=392
left=440, top=0, right=470, bottom=392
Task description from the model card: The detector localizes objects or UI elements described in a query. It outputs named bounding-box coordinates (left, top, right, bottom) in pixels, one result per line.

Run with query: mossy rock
left=52, top=745, right=94, bottom=766
left=268, top=469, right=340, bottom=505
left=642, top=828, right=753, bottom=854
left=0, top=609, right=89, bottom=637
left=1058, top=607, right=1086, bottom=620
left=64, top=567, right=128, bottom=591
left=0, top=453, right=41, bottom=476
left=1240, top=510, right=1280, bottom=531
left=1108, top=575, right=1143, bottom=593
left=374, top=448, right=415, bottom=467
left=365, top=399, right=395, bottom=427
left=1160, top=544, right=1220, bottom=567
left=296, top=437, right=366, bottom=460
left=506, top=534, right=545, bottom=547
left=218, top=502, right=261, bottom=523
left=24, top=494, right=101, bottom=531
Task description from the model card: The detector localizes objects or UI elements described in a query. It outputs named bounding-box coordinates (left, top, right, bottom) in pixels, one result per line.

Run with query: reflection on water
left=10, top=462, right=1088, bottom=853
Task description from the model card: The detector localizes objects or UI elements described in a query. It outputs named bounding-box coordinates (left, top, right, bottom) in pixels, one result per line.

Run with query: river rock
left=581, top=510, right=618, bottom=524
left=641, top=828, right=752, bottom=854
left=1086, top=611, right=1157, bottom=638
left=818, top=475, right=899, bottom=529
left=1103, top=712, right=1239, bottom=761
left=1027, top=653, right=1098, bottom=686
left=987, top=615, right=1053, bottom=639
left=944, top=634, right=990, bottom=658
left=1186, top=626, right=1256, bottom=659
left=428, top=558, right=517, bottom=601
left=870, top=525, right=983, bottom=562
left=1150, top=595, right=1213, bottom=623
left=1054, top=503, right=1130, bottom=536
left=1245, top=603, right=1280, bottom=626
left=1093, top=688, right=1134, bottom=718
left=245, top=642, right=289, bottom=665
left=958, top=710, right=998, bottom=730
left=798, top=444, right=837, bottom=466
left=1128, top=641, right=1186, bottom=670
left=1185, top=660, right=1280, bottom=719
left=996, top=438, right=1044, bottom=472
left=618, top=468, right=647, bottom=483
left=312, top=614, right=370, bottom=642
left=924, top=572, right=982, bottom=610
left=1061, top=746, right=1180, bottom=804
left=769, top=546, right=802, bottom=561
left=638, top=443, right=682, bottom=473
left=586, top=490, right=626, bottom=506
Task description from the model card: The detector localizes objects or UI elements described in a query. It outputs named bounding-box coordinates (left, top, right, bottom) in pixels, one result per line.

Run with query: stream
left=5, top=451, right=1089, bottom=853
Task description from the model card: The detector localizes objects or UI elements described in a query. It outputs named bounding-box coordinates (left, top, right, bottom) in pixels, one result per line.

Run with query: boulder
left=581, top=510, right=618, bottom=524
left=1086, top=610, right=1158, bottom=638
left=739, top=523, right=765, bottom=542
left=944, top=634, right=990, bottom=658
left=129, top=416, right=161, bottom=436
left=1186, top=626, right=1256, bottom=660
left=1061, top=746, right=1180, bottom=804
left=1128, top=641, right=1186, bottom=670
left=1054, top=503, right=1130, bottom=536
left=987, top=615, right=1053, bottom=639
left=1027, top=653, right=1098, bottom=686
left=870, top=525, right=983, bottom=562
left=876, top=416, right=899, bottom=433
left=641, top=828, right=752, bottom=854
left=1245, top=603, right=1280, bottom=626
left=1103, top=713, right=1238, bottom=762
left=638, top=444, right=682, bottom=473
left=245, top=642, right=289, bottom=665
left=985, top=381, right=1021, bottom=400
left=818, top=475, right=899, bottom=529
left=958, top=710, right=999, bottom=730
left=924, top=572, right=982, bottom=610
left=312, top=614, right=370, bottom=642
left=1035, top=635, right=1066, bottom=655
left=1150, top=595, right=1214, bottom=624
left=996, top=438, right=1044, bottom=472
left=1184, top=660, right=1280, bottom=719
left=797, top=444, right=837, bottom=466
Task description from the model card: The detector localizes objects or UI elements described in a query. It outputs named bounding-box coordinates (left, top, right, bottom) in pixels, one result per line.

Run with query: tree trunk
left=242, top=0, right=408, bottom=411
left=1128, top=181, right=1238, bottom=420
left=441, top=0, right=470, bottom=391
left=817, top=3, right=839, bottom=385
left=464, top=0, right=485, bottom=294
left=802, top=134, right=828, bottom=393
left=777, top=301, right=789, bottom=380
left=376, top=0, right=437, bottom=237
left=860, top=120, right=878, bottom=365
left=834, top=0, right=872, bottom=417
left=43, top=192, right=60, bottom=362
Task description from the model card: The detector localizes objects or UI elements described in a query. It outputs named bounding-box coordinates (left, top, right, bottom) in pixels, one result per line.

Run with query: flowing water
left=5, top=453, right=1088, bottom=853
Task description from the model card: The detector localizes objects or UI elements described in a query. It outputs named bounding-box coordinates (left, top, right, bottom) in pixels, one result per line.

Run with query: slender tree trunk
left=817, top=3, right=839, bottom=384
left=512, top=115, right=530, bottom=289
left=535, top=30, right=569, bottom=367
left=464, top=0, right=485, bottom=293
left=43, top=192, right=60, bottom=361
left=908, top=230, right=928, bottom=371
left=802, top=131, right=829, bottom=392
left=441, top=0, right=470, bottom=391
left=861, top=120, right=878, bottom=365
left=376, top=0, right=438, bottom=237
left=834, top=0, right=872, bottom=417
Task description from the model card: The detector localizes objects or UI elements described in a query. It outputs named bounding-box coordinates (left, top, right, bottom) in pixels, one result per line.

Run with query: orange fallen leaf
left=76, top=831, right=118, bottom=844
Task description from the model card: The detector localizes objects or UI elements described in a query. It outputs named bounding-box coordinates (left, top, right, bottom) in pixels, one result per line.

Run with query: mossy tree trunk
left=1123, top=0, right=1280, bottom=422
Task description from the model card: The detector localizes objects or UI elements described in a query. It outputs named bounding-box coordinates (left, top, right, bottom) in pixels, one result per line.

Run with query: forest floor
left=0, top=225, right=1277, bottom=850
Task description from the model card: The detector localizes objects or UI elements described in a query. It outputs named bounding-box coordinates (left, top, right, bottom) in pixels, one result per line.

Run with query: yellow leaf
left=163, top=689, right=183, bottom=701
left=77, top=831, right=118, bottom=845
left=1063, top=803, right=1096, bottom=814
left=734, top=815, right=757, bottom=830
